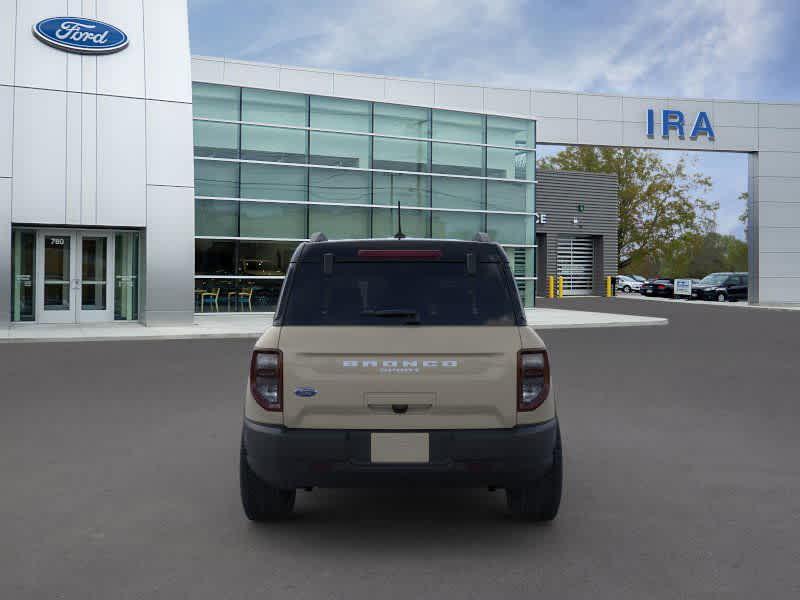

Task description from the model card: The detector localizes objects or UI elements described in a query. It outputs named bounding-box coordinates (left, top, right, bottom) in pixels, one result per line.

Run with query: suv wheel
left=240, top=440, right=296, bottom=521
left=623, top=285, right=632, bottom=293
left=507, top=426, right=563, bottom=521
left=717, top=292, right=727, bottom=302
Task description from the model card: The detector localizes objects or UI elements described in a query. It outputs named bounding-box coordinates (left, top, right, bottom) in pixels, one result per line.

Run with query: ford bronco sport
left=240, top=234, right=562, bottom=521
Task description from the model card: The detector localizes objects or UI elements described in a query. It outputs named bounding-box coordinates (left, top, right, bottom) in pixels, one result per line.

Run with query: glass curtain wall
left=193, top=83, right=537, bottom=309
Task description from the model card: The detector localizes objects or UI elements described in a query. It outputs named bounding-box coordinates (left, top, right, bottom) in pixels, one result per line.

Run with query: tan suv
left=240, top=235, right=562, bottom=521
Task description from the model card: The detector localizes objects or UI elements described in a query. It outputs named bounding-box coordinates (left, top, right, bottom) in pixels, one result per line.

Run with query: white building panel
left=758, top=128, right=800, bottom=153
left=621, top=96, right=654, bottom=123
left=81, top=52, right=98, bottom=95
left=0, top=85, right=12, bottom=178
left=756, top=177, right=800, bottom=206
left=279, top=67, right=334, bottom=96
left=758, top=226, right=800, bottom=252
left=15, top=0, right=71, bottom=91
left=143, top=0, right=192, bottom=103
left=65, top=92, right=82, bottom=223
left=621, top=121, right=664, bottom=149
left=333, top=73, right=384, bottom=101
left=11, top=87, right=67, bottom=224
left=536, top=117, right=578, bottom=145
left=713, top=101, right=757, bottom=128
left=146, top=100, right=194, bottom=188
left=578, top=94, right=622, bottom=121
left=713, top=126, right=757, bottom=152
left=191, top=57, right=225, bottom=83
left=578, top=119, right=623, bottom=146
left=223, top=60, right=279, bottom=90
left=435, top=82, right=484, bottom=112
left=0, top=1, right=15, bottom=86
left=96, top=0, right=146, bottom=98
left=759, top=252, right=800, bottom=277
left=758, top=103, right=800, bottom=129
left=484, top=87, right=531, bottom=118
left=758, top=277, right=800, bottom=304
left=756, top=152, right=800, bottom=178
left=532, top=91, right=577, bottom=119
left=81, top=92, right=98, bottom=224
left=385, top=78, right=435, bottom=107
left=96, top=95, right=146, bottom=226
left=66, top=52, right=81, bottom=92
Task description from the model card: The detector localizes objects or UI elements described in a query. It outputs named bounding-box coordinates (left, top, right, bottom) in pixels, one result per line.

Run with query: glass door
left=35, top=230, right=115, bottom=323
left=78, top=232, right=114, bottom=322
left=37, top=231, right=76, bottom=323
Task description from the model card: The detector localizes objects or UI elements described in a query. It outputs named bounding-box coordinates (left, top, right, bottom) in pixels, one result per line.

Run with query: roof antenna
left=394, top=200, right=406, bottom=239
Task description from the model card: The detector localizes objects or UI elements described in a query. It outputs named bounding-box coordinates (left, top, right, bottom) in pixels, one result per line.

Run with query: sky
left=188, top=0, right=800, bottom=240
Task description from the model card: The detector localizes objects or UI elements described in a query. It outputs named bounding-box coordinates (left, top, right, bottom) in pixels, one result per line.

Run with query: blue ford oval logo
left=294, top=387, right=318, bottom=398
left=33, top=17, right=129, bottom=55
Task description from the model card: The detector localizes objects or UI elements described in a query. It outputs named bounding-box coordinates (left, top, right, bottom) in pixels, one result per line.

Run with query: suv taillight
left=250, top=350, right=282, bottom=411
left=518, top=350, right=550, bottom=411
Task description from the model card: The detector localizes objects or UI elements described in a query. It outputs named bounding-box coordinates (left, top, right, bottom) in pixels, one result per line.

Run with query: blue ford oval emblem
left=294, top=387, right=318, bottom=398
left=33, top=17, right=129, bottom=55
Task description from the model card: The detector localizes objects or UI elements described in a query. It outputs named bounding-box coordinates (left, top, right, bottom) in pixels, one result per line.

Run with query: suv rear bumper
left=242, top=418, right=559, bottom=489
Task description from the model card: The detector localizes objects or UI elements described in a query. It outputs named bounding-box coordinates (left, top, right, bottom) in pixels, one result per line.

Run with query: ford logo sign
left=33, top=17, right=129, bottom=55
left=294, top=387, right=318, bottom=398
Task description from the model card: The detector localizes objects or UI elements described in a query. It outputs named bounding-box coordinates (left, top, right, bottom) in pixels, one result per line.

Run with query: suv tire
left=623, top=285, right=632, bottom=293
left=716, top=292, right=727, bottom=302
left=507, top=426, right=563, bottom=521
left=240, top=440, right=296, bottom=521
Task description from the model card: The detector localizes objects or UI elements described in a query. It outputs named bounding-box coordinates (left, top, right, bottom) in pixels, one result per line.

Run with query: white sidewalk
left=1, top=308, right=667, bottom=343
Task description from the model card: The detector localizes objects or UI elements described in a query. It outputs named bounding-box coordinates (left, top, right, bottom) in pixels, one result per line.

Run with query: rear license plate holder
left=370, top=432, right=429, bottom=463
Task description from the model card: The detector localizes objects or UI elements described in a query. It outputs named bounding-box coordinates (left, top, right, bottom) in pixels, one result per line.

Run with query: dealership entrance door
left=557, top=236, right=594, bottom=296
left=10, top=227, right=141, bottom=324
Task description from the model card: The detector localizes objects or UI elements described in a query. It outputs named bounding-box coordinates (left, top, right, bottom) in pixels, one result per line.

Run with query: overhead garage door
left=557, top=236, right=594, bottom=296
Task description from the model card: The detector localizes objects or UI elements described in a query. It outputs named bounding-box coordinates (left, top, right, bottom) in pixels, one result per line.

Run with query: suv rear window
left=279, top=261, right=521, bottom=326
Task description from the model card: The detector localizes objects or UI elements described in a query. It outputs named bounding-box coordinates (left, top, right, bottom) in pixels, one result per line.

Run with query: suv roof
left=291, top=238, right=509, bottom=263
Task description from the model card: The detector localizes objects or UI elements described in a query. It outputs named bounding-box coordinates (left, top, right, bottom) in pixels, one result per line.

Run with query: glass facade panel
left=432, top=211, right=484, bottom=240
left=195, top=240, right=236, bottom=275
left=372, top=208, right=430, bottom=238
left=242, top=88, right=306, bottom=126
left=310, top=131, right=369, bottom=168
left=486, top=148, right=533, bottom=180
left=432, top=110, right=484, bottom=143
left=487, top=116, right=534, bottom=148
left=309, top=205, right=370, bottom=239
left=487, top=214, right=533, bottom=245
left=43, top=235, right=71, bottom=312
left=241, top=125, right=306, bottom=163
left=11, top=230, right=35, bottom=322
left=195, top=160, right=239, bottom=198
left=374, top=103, right=429, bottom=137
left=311, top=96, right=370, bottom=131
left=239, top=202, right=306, bottom=238
left=309, top=168, right=371, bottom=204
left=373, top=173, right=430, bottom=207
left=192, top=83, right=240, bottom=120
left=431, top=142, right=483, bottom=176
left=114, top=232, right=139, bottom=321
left=193, top=121, right=239, bottom=158
left=487, top=180, right=533, bottom=212
left=431, top=177, right=483, bottom=210
left=192, top=83, right=538, bottom=308
left=196, top=198, right=238, bottom=237
left=194, top=277, right=237, bottom=313
left=240, top=163, right=307, bottom=201
left=238, top=241, right=298, bottom=276
left=373, top=137, right=428, bottom=172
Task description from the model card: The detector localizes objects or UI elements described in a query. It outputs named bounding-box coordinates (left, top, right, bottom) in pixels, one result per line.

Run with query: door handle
left=72, top=278, right=81, bottom=290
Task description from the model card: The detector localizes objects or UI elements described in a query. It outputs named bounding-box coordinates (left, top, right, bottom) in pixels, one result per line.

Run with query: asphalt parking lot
left=2, top=298, right=799, bottom=599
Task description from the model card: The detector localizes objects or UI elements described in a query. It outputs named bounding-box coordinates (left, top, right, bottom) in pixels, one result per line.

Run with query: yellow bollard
left=548, top=275, right=555, bottom=298
left=557, top=276, right=564, bottom=298
left=606, top=276, right=612, bottom=297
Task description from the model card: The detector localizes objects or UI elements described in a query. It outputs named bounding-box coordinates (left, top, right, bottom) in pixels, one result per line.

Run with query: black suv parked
left=691, top=272, right=749, bottom=302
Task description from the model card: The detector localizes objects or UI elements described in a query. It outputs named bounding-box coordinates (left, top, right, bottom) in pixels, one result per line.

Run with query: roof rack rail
left=309, top=232, right=328, bottom=242
left=473, top=232, right=491, bottom=242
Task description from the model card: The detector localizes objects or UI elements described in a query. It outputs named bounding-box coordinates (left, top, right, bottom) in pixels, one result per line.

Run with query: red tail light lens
left=518, top=350, right=550, bottom=411
left=657, top=284, right=665, bottom=290
left=250, top=350, right=282, bottom=411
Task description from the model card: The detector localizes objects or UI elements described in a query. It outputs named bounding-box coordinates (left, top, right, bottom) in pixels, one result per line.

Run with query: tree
left=538, top=147, right=717, bottom=271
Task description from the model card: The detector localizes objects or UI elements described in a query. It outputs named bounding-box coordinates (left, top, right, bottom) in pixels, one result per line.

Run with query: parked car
left=616, top=274, right=643, bottom=293
left=240, top=235, right=562, bottom=521
left=691, top=272, right=749, bottom=302
left=640, top=279, right=674, bottom=298
left=630, top=275, right=647, bottom=283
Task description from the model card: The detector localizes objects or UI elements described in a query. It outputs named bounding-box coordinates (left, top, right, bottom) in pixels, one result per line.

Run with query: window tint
left=282, top=261, right=519, bottom=326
